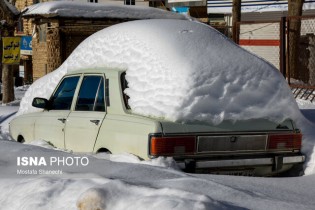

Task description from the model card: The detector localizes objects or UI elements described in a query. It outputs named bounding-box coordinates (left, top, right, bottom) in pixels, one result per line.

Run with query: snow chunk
left=18, top=19, right=299, bottom=126
left=77, top=180, right=235, bottom=210
left=27, top=140, right=56, bottom=150
left=93, top=152, right=180, bottom=170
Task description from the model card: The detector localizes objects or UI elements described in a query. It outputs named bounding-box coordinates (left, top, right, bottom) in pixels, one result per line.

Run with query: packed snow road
left=1, top=139, right=315, bottom=210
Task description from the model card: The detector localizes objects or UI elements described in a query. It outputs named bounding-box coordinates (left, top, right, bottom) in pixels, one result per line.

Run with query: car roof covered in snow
left=19, top=19, right=299, bottom=126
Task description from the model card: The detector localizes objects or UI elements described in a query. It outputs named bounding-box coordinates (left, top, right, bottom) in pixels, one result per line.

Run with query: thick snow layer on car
left=18, top=19, right=299, bottom=126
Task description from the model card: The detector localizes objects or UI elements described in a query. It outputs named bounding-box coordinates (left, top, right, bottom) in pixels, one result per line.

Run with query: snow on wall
left=4, top=0, right=19, bottom=16
left=18, top=19, right=299, bottom=126
left=23, top=1, right=188, bottom=20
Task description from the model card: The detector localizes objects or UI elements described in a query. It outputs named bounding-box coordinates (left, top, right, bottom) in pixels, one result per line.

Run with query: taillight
left=150, top=136, right=196, bottom=156
left=268, top=133, right=302, bottom=150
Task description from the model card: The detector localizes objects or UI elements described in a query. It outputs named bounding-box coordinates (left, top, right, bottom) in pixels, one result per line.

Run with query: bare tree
left=0, top=0, right=19, bottom=103
left=288, top=0, right=304, bottom=80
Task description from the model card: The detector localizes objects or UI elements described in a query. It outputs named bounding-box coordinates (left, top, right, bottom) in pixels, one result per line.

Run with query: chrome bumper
left=176, top=155, right=305, bottom=170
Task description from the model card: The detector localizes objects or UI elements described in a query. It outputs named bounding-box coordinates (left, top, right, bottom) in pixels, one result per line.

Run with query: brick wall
left=32, top=26, right=48, bottom=80
left=47, top=21, right=62, bottom=73
left=15, top=0, right=32, bottom=11
left=15, top=0, right=49, bottom=35
left=15, top=0, right=33, bottom=35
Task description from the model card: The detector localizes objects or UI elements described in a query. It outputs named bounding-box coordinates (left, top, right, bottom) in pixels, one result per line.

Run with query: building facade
left=14, top=0, right=151, bottom=82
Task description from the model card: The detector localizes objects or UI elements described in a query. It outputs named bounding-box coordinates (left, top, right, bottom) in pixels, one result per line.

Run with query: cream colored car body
left=10, top=68, right=161, bottom=159
left=10, top=68, right=305, bottom=176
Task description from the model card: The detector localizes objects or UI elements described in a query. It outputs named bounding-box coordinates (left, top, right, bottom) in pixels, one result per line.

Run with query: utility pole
left=232, top=0, right=241, bottom=43
left=287, top=0, right=304, bottom=79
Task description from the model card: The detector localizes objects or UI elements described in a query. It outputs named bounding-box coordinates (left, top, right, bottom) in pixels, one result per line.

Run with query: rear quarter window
left=121, top=72, right=130, bottom=109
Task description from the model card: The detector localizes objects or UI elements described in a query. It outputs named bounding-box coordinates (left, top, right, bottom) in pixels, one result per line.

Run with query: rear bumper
left=176, top=155, right=305, bottom=174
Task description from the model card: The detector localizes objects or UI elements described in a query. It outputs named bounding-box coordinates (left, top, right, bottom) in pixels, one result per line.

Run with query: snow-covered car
left=10, top=19, right=305, bottom=176
left=10, top=68, right=305, bottom=176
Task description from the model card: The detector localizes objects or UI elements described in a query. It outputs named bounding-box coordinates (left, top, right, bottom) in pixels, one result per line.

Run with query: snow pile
left=95, top=152, right=180, bottom=170
left=2, top=140, right=315, bottom=210
left=18, top=19, right=299, bottom=126
left=23, top=1, right=188, bottom=20
left=0, top=105, right=18, bottom=140
left=295, top=100, right=315, bottom=175
left=77, top=180, right=230, bottom=210
left=27, top=139, right=57, bottom=150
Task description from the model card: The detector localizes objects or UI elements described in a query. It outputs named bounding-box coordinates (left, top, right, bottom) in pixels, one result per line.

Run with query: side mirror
left=32, top=97, right=49, bottom=109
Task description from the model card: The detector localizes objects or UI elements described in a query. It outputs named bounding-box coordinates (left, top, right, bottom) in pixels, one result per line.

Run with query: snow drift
left=1, top=140, right=315, bottom=210
left=18, top=19, right=299, bottom=126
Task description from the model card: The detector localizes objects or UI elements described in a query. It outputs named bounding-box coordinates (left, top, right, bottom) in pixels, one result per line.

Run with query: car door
left=64, top=74, right=106, bottom=152
left=34, top=75, right=81, bottom=149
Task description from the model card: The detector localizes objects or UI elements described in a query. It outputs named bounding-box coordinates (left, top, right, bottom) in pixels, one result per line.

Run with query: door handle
left=58, top=118, right=66, bottom=123
left=90, top=120, right=100, bottom=126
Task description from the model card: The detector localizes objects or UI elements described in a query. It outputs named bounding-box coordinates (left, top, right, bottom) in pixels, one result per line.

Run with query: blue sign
left=20, top=36, right=32, bottom=55
left=172, top=7, right=189, bottom=14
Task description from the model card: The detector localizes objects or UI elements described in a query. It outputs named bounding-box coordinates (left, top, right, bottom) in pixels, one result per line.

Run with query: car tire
left=17, top=135, right=25, bottom=143
left=279, top=163, right=304, bottom=177
left=96, top=148, right=112, bottom=154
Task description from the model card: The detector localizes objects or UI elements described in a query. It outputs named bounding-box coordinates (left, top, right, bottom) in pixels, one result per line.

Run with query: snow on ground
left=294, top=99, right=315, bottom=174
left=2, top=136, right=315, bottom=210
left=0, top=86, right=28, bottom=140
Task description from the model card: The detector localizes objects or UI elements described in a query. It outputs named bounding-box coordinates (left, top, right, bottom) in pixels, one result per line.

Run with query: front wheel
left=17, top=135, right=25, bottom=143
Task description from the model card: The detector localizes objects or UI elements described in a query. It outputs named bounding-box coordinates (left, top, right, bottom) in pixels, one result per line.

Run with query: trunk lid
left=159, top=119, right=295, bottom=134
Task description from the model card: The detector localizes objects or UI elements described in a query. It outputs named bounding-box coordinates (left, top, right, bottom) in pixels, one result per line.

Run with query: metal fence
left=236, top=16, right=315, bottom=101
left=287, top=16, right=315, bottom=86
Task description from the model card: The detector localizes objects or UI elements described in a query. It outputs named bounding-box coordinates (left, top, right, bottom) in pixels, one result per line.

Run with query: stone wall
left=15, top=0, right=32, bottom=11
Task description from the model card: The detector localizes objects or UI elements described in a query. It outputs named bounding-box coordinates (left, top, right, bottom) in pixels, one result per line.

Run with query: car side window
left=121, top=72, right=130, bottom=109
left=50, top=76, right=80, bottom=110
left=75, top=75, right=105, bottom=112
